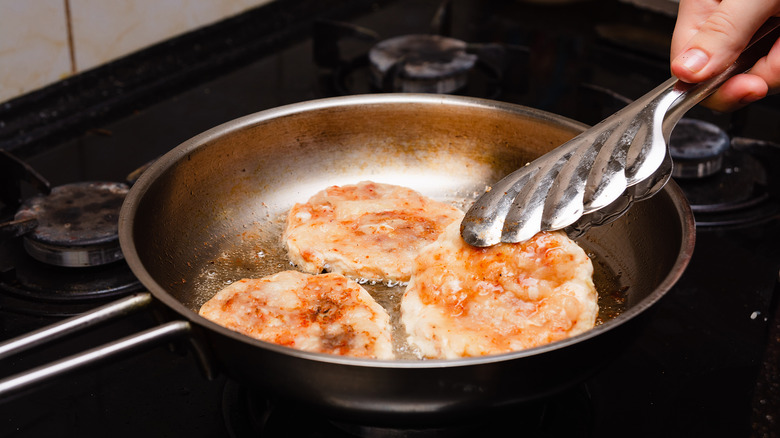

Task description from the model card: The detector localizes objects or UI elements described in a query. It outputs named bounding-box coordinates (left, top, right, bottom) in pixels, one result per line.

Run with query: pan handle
left=0, top=293, right=153, bottom=359
left=0, top=292, right=192, bottom=399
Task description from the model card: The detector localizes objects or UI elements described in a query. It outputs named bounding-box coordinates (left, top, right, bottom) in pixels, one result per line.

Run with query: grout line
left=64, top=0, right=77, bottom=74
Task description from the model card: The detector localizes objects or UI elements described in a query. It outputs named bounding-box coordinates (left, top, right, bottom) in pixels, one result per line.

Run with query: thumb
left=671, top=0, right=775, bottom=83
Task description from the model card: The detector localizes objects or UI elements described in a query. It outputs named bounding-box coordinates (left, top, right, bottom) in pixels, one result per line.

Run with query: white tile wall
left=0, top=0, right=72, bottom=103
left=0, top=0, right=273, bottom=104
left=69, top=0, right=273, bottom=72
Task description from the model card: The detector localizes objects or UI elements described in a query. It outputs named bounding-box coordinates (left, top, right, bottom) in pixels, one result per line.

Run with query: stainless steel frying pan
left=0, top=94, right=694, bottom=427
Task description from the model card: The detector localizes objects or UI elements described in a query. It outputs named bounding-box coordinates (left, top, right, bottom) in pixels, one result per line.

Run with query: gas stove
left=1, top=0, right=779, bottom=437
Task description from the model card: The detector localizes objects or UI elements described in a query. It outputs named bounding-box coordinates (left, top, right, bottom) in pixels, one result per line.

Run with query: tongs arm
left=461, top=18, right=780, bottom=247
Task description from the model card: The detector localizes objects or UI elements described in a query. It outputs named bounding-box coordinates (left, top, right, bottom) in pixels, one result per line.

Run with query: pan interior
left=126, top=95, right=687, bottom=360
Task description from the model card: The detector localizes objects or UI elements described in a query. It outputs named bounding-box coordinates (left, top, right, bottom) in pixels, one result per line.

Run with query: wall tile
left=0, top=0, right=71, bottom=103
left=70, top=0, right=274, bottom=72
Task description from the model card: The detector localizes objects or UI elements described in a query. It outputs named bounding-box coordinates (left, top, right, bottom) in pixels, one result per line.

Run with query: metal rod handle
left=0, top=320, right=190, bottom=399
left=0, top=292, right=153, bottom=360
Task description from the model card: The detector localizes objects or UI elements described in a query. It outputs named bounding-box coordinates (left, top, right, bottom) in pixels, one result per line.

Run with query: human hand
left=670, top=0, right=780, bottom=112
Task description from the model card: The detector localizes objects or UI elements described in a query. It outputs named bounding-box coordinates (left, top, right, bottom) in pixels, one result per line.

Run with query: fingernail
left=678, top=48, right=709, bottom=73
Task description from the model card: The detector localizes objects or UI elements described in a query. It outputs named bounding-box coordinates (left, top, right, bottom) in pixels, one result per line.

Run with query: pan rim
left=119, top=93, right=695, bottom=369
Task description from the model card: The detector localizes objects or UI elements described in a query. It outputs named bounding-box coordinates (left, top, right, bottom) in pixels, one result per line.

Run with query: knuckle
left=701, top=11, right=741, bottom=43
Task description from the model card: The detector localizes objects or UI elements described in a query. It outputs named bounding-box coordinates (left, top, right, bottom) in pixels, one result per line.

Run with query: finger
left=671, top=0, right=720, bottom=59
left=700, top=74, right=768, bottom=112
left=671, top=0, right=779, bottom=83
left=698, top=37, right=780, bottom=111
left=744, top=34, right=780, bottom=93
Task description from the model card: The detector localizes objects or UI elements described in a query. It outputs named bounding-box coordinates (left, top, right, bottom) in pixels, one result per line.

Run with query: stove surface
left=2, top=0, right=779, bottom=437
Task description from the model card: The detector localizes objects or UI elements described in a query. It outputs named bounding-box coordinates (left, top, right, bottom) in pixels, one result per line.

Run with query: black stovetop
left=1, top=0, right=779, bottom=437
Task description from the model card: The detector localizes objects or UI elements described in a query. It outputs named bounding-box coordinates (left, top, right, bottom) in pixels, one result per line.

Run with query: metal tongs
left=461, top=18, right=780, bottom=247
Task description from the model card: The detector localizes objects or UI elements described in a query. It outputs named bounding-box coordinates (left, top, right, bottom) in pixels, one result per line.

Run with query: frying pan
left=2, top=94, right=695, bottom=427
